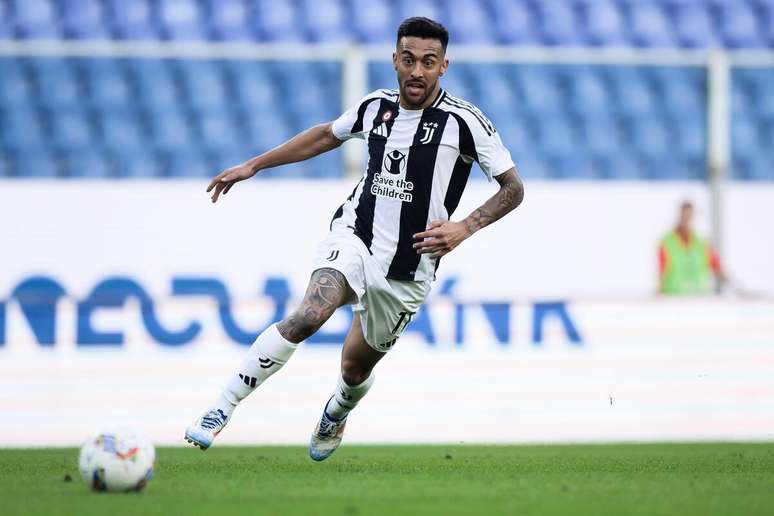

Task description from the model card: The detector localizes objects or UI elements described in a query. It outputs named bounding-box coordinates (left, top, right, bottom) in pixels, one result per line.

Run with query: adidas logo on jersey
left=371, top=122, right=388, bottom=137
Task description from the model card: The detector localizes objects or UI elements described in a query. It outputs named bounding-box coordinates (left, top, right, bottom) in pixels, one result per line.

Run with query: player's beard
left=401, top=78, right=437, bottom=109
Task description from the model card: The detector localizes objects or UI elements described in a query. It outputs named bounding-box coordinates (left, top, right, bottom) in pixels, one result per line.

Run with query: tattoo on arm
left=462, top=169, right=524, bottom=235
left=277, top=268, right=352, bottom=342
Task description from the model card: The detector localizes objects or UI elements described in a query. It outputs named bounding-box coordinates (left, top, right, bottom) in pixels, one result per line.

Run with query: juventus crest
left=419, top=121, right=439, bottom=144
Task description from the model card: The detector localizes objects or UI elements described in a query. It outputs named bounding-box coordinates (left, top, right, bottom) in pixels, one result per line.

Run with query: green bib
left=660, top=231, right=712, bottom=294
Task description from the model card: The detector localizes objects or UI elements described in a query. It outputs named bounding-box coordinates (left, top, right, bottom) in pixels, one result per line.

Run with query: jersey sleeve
left=468, top=119, right=516, bottom=180
left=331, top=91, right=385, bottom=141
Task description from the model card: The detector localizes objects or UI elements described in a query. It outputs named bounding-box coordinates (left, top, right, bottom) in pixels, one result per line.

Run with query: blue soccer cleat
left=184, top=409, right=229, bottom=450
left=309, top=403, right=347, bottom=462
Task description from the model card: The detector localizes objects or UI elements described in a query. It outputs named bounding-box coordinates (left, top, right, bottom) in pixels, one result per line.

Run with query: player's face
left=393, top=37, right=448, bottom=109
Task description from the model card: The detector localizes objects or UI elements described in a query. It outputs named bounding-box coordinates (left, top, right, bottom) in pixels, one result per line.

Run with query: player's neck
left=399, top=84, right=442, bottom=111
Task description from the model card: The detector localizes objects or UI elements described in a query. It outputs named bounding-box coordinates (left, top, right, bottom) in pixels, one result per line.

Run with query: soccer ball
left=78, top=429, right=155, bottom=492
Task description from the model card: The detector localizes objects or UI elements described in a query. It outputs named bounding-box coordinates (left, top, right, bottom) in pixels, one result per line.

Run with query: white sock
left=324, top=373, right=374, bottom=421
left=213, top=323, right=297, bottom=417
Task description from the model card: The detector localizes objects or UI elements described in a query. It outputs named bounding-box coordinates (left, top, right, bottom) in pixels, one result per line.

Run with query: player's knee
left=277, top=308, right=329, bottom=343
left=340, top=359, right=371, bottom=386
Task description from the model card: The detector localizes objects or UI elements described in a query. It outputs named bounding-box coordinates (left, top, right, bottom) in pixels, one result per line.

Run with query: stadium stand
left=0, top=0, right=772, bottom=180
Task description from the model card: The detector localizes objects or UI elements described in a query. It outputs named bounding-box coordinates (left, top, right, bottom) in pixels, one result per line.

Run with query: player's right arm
left=207, top=122, right=342, bottom=203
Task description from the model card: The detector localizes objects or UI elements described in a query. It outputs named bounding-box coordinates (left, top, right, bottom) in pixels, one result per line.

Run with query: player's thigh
left=340, top=313, right=386, bottom=383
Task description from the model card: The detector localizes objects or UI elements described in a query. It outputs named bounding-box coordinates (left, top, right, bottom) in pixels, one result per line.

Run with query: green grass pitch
left=3, top=443, right=774, bottom=516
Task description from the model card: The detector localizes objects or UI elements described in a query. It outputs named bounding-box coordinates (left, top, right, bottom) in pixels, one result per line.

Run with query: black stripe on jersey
left=353, top=98, right=398, bottom=250
left=387, top=108, right=450, bottom=281
left=432, top=89, right=447, bottom=108
left=442, top=96, right=494, bottom=136
left=380, top=89, right=399, bottom=98
left=329, top=176, right=363, bottom=229
left=448, top=111, right=478, bottom=163
left=350, top=97, right=382, bottom=134
left=445, top=93, right=495, bottom=132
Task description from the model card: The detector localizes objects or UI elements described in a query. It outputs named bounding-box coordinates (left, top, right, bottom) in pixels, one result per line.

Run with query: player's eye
left=402, top=57, right=413, bottom=65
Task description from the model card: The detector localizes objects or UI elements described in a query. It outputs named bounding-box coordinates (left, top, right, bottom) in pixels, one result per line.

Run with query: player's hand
left=412, top=219, right=472, bottom=259
left=206, top=163, right=257, bottom=203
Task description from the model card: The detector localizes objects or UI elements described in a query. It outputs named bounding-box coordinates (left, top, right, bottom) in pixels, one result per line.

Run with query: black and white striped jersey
left=330, top=88, right=515, bottom=282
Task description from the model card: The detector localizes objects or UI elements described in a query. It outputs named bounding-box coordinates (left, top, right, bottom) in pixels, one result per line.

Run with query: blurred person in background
left=658, top=201, right=726, bottom=295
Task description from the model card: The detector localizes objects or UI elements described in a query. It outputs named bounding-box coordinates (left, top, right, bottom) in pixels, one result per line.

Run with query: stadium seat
left=626, top=115, right=670, bottom=157
left=471, top=65, right=515, bottom=116
left=175, top=60, right=230, bottom=113
left=112, top=151, right=164, bottom=178
left=537, top=118, right=578, bottom=156
left=80, top=59, right=133, bottom=110
left=672, top=3, right=717, bottom=48
left=48, top=110, right=94, bottom=151
left=0, top=108, right=46, bottom=150
left=350, top=0, right=394, bottom=43
left=11, top=0, right=60, bottom=39
left=227, top=61, right=279, bottom=114
left=535, top=1, right=582, bottom=46
left=607, top=68, right=657, bottom=116
left=205, top=0, right=254, bottom=41
left=195, top=112, right=245, bottom=152
left=10, top=149, right=60, bottom=177
left=396, top=0, right=442, bottom=26
left=578, top=115, right=621, bottom=156
left=490, top=0, right=539, bottom=45
left=580, top=0, right=627, bottom=47
left=0, top=59, right=34, bottom=107
left=164, top=149, right=213, bottom=177
left=0, top=151, right=9, bottom=176
left=97, top=111, right=146, bottom=152
left=731, top=116, right=760, bottom=162
left=157, top=0, right=208, bottom=41
left=626, top=1, right=675, bottom=47
left=127, top=60, right=179, bottom=109
left=60, top=149, right=113, bottom=178
left=147, top=110, right=194, bottom=151
left=510, top=154, right=554, bottom=180
left=60, top=0, right=111, bottom=40
left=0, top=1, right=11, bottom=40
left=443, top=0, right=496, bottom=44
left=716, top=2, right=763, bottom=48
left=28, top=59, right=82, bottom=110
left=564, top=67, right=610, bottom=116
left=253, top=0, right=304, bottom=42
left=552, top=152, right=600, bottom=180
left=596, top=153, right=643, bottom=180
left=107, top=0, right=160, bottom=40
left=301, top=0, right=350, bottom=43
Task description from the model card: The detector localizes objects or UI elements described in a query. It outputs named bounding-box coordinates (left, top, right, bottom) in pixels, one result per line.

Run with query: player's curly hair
left=396, top=17, right=449, bottom=51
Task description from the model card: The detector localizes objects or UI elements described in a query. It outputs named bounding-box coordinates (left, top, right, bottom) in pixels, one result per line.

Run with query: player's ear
left=392, top=52, right=398, bottom=70
left=440, top=58, right=449, bottom=76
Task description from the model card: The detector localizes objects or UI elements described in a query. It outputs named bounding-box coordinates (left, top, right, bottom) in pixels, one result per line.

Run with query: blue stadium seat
left=60, top=0, right=111, bottom=40
left=626, top=1, right=675, bottom=47
left=515, top=67, right=562, bottom=115
left=552, top=152, right=600, bottom=180
left=495, top=117, right=534, bottom=157
left=195, top=112, right=244, bottom=152
left=205, top=0, right=254, bottom=41
left=578, top=115, right=621, bottom=156
left=626, top=115, right=670, bottom=157
left=164, top=149, right=212, bottom=177
left=672, top=2, right=717, bottom=48
left=253, top=0, right=304, bottom=42
left=396, top=0, right=442, bottom=25
left=716, top=2, right=763, bottom=48
left=301, top=0, right=350, bottom=43
left=176, top=61, right=229, bottom=113
left=147, top=110, right=194, bottom=151
left=97, top=111, right=146, bottom=151
left=731, top=116, right=760, bottom=162
left=0, top=1, right=11, bottom=40
left=270, top=62, right=335, bottom=122
left=112, top=151, right=164, bottom=178
left=10, top=149, right=60, bottom=177
left=48, top=110, right=94, bottom=151
left=80, top=59, right=133, bottom=110
left=243, top=110, right=294, bottom=152
left=580, top=0, right=627, bottom=46
left=127, top=60, right=179, bottom=109
left=157, top=0, right=208, bottom=41
left=671, top=118, right=705, bottom=161
left=490, top=0, right=539, bottom=45
left=0, top=59, right=34, bottom=107
left=536, top=0, right=583, bottom=46
left=648, top=67, right=705, bottom=119
left=308, top=148, right=343, bottom=178
left=0, top=108, right=45, bottom=150
left=228, top=61, right=278, bottom=114
left=741, top=68, right=774, bottom=117
left=438, top=69, right=474, bottom=101
left=564, top=67, right=610, bottom=116
left=443, top=0, right=496, bottom=44
left=596, top=153, right=644, bottom=180
left=607, top=68, right=657, bottom=116
left=61, top=149, right=112, bottom=177
left=11, top=0, right=60, bottom=39
left=28, top=59, right=82, bottom=109
left=471, top=65, right=515, bottom=116
left=350, top=0, right=394, bottom=43
left=745, top=157, right=774, bottom=181
left=107, top=0, right=160, bottom=40
left=511, top=154, right=554, bottom=180
left=537, top=118, right=578, bottom=156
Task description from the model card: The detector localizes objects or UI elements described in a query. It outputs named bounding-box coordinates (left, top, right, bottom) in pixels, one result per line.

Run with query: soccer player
left=186, top=17, right=524, bottom=461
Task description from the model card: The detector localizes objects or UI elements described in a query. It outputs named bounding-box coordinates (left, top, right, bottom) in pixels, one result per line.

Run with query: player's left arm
left=413, top=168, right=524, bottom=258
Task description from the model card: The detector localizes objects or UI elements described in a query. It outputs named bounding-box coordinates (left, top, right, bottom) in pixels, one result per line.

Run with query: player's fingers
left=211, top=182, right=226, bottom=203
left=223, top=182, right=235, bottom=195
left=413, top=228, right=441, bottom=240
left=412, top=238, right=438, bottom=250
left=428, top=219, right=446, bottom=229
left=207, top=171, right=228, bottom=192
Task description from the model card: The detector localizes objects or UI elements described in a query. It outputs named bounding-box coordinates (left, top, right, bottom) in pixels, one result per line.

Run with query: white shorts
left=311, top=229, right=431, bottom=352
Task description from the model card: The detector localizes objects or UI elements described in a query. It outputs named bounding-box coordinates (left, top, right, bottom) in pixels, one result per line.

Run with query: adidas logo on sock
left=239, top=373, right=257, bottom=388
left=258, top=356, right=277, bottom=369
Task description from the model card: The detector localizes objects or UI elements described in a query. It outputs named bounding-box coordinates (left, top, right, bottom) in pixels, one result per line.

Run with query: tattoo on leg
left=278, top=268, right=351, bottom=343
